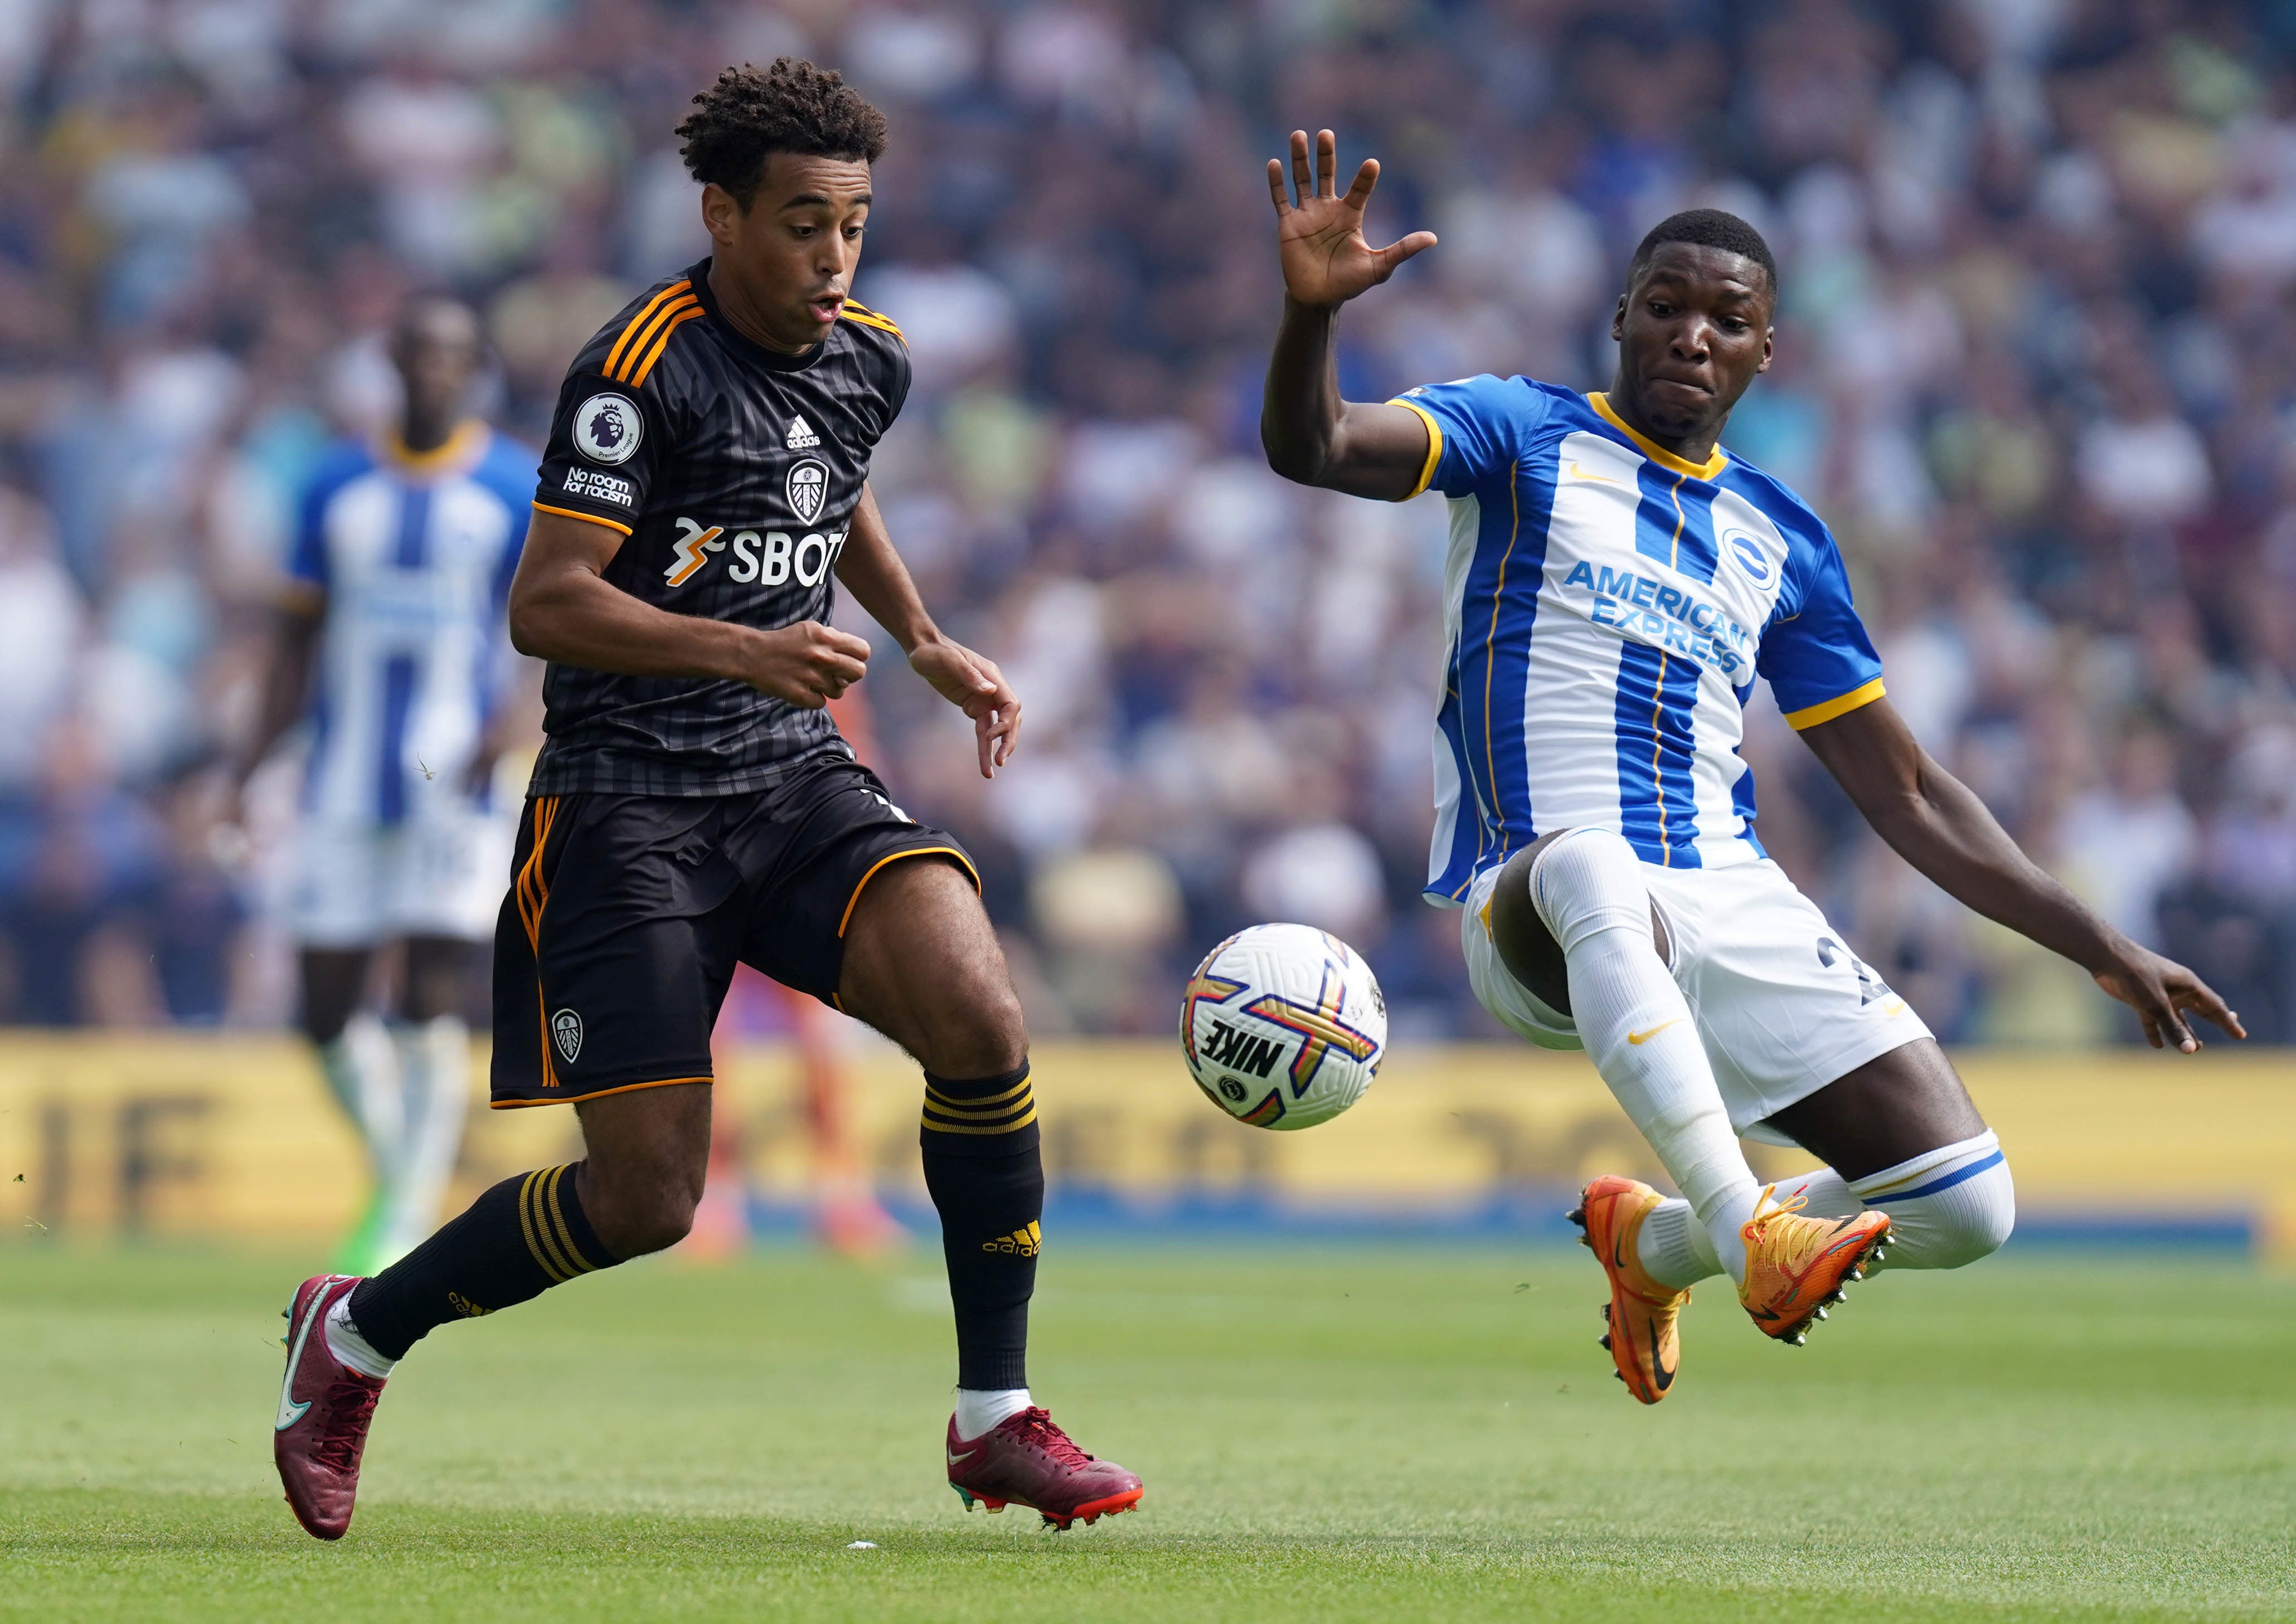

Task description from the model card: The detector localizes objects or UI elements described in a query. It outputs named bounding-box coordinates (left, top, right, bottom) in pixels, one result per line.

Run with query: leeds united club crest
left=551, top=1008, right=583, bottom=1064
left=787, top=458, right=827, bottom=526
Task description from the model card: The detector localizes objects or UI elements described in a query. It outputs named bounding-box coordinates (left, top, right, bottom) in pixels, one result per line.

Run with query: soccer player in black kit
left=273, top=59, right=1143, bottom=1539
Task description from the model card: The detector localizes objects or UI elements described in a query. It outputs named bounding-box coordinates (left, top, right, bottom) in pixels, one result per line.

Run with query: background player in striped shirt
left=236, top=295, right=533, bottom=1275
left=1261, top=128, right=2242, bottom=1402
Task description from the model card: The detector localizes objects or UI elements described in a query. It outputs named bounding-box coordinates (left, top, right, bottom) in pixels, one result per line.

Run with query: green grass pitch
left=2, top=1242, right=2291, bottom=1622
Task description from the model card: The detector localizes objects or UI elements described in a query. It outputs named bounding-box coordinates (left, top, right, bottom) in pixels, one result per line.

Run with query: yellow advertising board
left=1, top=1033, right=2290, bottom=1253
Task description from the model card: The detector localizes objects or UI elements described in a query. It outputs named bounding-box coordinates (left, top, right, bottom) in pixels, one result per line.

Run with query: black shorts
left=490, top=755, right=977, bottom=1108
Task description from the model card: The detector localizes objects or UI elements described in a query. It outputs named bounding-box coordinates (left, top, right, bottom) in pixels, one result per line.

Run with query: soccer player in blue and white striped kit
left=237, top=295, right=535, bottom=1273
left=1262, top=129, right=2244, bottom=1401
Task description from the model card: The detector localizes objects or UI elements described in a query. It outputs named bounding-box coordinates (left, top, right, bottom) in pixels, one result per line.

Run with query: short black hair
left=674, top=59, right=889, bottom=208
left=1628, top=209, right=1777, bottom=293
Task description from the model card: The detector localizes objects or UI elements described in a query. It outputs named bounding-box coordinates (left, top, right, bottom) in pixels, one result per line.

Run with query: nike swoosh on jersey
left=1567, top=461, right=1625, bottom=485
left=275, top=1284, right=333, bottom=1431
left=1627, top=1019, right=1683, bottom=1045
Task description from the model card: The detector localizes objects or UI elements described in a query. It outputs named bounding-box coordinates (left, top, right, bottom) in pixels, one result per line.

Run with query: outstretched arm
left=1260, top=128, right=1438, bottom=499
left=236, top=594, right=323, bottom=788
left=836, top=483, right=1020, bottom=779
left=1799, top=694, right=2242, bottom=1052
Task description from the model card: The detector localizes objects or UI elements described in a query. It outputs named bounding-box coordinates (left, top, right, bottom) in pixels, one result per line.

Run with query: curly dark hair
left=1628, top=208, right=1778, bottom=293
left=674, top=59, right=888, bottom=206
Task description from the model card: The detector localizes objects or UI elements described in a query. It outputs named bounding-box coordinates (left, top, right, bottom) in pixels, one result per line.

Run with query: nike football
left=1179, top=923, right=1386, bottom=1130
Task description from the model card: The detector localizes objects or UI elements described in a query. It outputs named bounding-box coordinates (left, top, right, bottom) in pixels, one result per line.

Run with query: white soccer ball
left=1179, top=923, right=1387, bottom=1131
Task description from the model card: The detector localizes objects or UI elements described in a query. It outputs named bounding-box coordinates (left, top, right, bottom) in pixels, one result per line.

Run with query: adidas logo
left=785, top=415, right=820, bottom=450
left=981, top=1221, right=1041, bottom=1257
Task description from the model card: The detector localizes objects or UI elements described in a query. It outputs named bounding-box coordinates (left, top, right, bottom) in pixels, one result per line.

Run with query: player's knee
left=1882, top=1158, right=2015, bottom=1271
left=586, top=1180, right=697, bottom=1259
left=1932, top=1168, right=2015, bottom=1268
left=297, top=974, right=362, bottom=1048
left=300, top=1007, right=352, bottom=1047
left=575, top=1145, right=706, bottom=1260
left=402, top=936, right=479, bottom=1023
left=902, top=922, right=1027, bottom=1078
left=913, top=975, right=1027, bottom=1078
left=1527, top=827, right=1651, bottom=952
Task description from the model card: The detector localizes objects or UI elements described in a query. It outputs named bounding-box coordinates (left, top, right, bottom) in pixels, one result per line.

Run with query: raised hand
left=1266, top=128, right=1436, bottom=309
left=2091, top=944, right=2246, bottom=1053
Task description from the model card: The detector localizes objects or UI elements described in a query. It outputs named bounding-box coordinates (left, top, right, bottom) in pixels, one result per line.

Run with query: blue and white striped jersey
left=1391, top=376, right=1885, bottom=902
left=288, top=422, right=534, bottom=824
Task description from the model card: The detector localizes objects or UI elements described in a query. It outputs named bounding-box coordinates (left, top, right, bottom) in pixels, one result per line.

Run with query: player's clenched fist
left=747, top=620, right=870, bottom=707
left=1266, top=128, right=1436, bottom=309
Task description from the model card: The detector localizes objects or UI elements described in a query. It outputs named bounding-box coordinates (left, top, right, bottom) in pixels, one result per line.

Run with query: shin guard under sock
left=1531, top=829, right=1760, bottom=1281
left=1758, top=1132, right=2013, bottom=1271
left=919, top=1063, right=1041, bottom=1391
left=344, top=1163, right=617, bottom=1361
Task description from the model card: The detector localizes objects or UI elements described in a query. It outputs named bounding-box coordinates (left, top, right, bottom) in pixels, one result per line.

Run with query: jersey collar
left=382, top=419, right=489, bottom=478
left=1588, top=392, right=1728, bottom=482
left=687, top=257, right=832, bottom=375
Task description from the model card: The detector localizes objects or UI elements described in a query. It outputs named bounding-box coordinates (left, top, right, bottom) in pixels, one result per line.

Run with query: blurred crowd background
left=3, top=0, right=2294, bottom=1044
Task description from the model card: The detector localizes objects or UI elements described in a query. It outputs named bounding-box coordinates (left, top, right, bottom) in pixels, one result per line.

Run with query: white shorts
left=287, top=804, right=516, bottom=949
left=1459, top=855, right=1933, bottom=1139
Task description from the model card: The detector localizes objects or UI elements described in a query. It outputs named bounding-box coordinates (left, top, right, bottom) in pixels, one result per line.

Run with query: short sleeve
left=1758, top=521, right=1885, bottom=729
left=475, top=438, right=537, bottom=612
left=879, top=337, right=911, bottom=434
left=287, top=446, right=368, bottom=598
left=532, top=373, right=674, bottom=536
left=491, top=500, right=531, bottom=612
left=1387, top=375, right=1542, bottom=500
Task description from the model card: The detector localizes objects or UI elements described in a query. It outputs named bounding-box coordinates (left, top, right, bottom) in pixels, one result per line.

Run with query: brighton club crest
left=787, top=458, right=828, bottom=526
left=573, top=393, right=642, bottom=464
left=550, top=1008, right=583, bottom=1064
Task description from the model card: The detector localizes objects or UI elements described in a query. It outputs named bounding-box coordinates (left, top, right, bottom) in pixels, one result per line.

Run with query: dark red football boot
left=273, top=1274, right=386, bottom=1540
left=941, top=1406, right=1139, bottom=1534
left=945, top=1408, right=1143, bottom=1530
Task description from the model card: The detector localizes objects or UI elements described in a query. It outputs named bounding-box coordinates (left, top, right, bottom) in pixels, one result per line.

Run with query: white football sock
left=1532, top=829, right=1760, bottom=1284
left=1764, top=1165, right=1861, bottom=1219
left=318, top=1012, right=404, bottom=1179
left=1848, top=1132, right=2012, bottom=1269
left=1768, top=1131, right=2013, bottom=1271
left=1642, top=1134, right=2014, bottom=1283
left=954, top=1388, right=1032, bottom=1439
left=324, top=1295, right=396, bottom=1379
left=378, top=1017, right=471, bottom=1265
left=1634, top=1197, right=1722, bottom=1291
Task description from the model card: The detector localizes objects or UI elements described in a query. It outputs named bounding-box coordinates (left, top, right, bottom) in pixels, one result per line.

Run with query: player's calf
left=921, top=1062, right=1042, bottom=1407
left=329, top=1160, right=622, bottom=1376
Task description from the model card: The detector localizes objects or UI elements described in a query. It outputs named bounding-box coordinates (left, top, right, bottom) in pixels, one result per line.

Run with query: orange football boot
left=1737, top=1187, right=1889, bottom=1345
left=1568, top=1175, right=1692, bottom=1404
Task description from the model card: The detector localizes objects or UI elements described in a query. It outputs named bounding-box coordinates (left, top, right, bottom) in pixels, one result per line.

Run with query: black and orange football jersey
left=528, top=258, right=910, bottom=797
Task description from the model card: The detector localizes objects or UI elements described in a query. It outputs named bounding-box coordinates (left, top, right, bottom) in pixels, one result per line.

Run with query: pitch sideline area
left=3, top=1245, right=2289, bottom=1622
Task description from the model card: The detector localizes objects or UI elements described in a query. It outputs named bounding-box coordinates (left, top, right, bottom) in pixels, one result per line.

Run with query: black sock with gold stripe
left=920, top=1062, right=1041, bottom=1390
left=344, top=1163, right=617, bottom=1362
